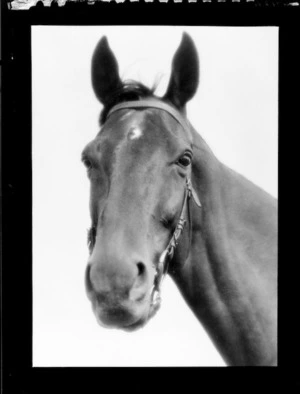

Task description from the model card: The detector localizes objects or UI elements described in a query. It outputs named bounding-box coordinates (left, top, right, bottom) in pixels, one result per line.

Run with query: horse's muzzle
left=85, top=258, right=154, bottom=329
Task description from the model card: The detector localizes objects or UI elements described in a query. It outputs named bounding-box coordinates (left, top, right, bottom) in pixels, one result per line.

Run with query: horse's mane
left=100, top=80, right=157, bottom=125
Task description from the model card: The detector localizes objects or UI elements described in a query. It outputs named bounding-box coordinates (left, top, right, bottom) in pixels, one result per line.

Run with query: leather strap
left=107, top=99, right=192, bottom=138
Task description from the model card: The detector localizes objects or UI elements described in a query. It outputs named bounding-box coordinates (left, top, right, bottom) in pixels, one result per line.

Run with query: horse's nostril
left=134, top=261, right=147, bottom=288
left=137, top=262, right=146, bottom=277
left=85, top=264, right=93, bottom=293
left=130, top=261, right=147, bottom=302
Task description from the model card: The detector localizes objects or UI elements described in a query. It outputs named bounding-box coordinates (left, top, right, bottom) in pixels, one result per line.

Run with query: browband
left=106, top=100, right=192, bottom=138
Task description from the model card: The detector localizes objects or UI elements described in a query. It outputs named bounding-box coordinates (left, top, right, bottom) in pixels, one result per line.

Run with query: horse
left=82, top=33, right=277, bottom=366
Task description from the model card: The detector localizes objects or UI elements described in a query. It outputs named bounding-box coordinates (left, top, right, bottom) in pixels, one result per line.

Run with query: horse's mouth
left=122, top=317, right=147, bottom=332
left=122, top=296, right=161, bottom=332
left=90, top=284, right=162, bottom=332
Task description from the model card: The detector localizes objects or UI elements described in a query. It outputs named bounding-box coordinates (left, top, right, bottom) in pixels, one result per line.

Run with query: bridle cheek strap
left=153, top=178, right=201, bottom=294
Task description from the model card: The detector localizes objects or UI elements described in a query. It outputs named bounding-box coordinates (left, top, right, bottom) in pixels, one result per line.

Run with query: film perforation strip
left=7, top=0, right=300, bottom=10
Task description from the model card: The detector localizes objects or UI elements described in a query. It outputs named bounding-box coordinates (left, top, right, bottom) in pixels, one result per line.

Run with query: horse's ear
left=91, top=36, right=122, bottom=105
left=164, top=33, right=199, bottom=110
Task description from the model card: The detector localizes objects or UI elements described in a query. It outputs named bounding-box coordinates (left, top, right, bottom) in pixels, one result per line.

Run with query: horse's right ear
left=91, top=36, right=122, bottom=105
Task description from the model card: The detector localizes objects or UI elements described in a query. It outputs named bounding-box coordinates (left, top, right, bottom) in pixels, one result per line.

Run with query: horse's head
left=83, top=33, right=200, bottom=331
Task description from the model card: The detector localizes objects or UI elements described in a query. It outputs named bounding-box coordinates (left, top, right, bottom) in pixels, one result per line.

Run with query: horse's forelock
left=99, top=81, right=157, bottom=125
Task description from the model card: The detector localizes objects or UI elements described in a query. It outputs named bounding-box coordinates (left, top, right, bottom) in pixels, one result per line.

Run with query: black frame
left=2, top=2, right=300, bottom=392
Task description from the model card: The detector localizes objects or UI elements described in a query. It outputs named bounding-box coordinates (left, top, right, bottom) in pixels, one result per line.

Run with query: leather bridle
left=155, top=177, right=201, bottom=285
left=107, top=99, right=202, bottom=306
left=107, top=99, right=192, bottom=138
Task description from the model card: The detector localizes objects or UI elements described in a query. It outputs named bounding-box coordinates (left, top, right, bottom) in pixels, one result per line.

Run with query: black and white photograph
left=32, top=26, right=278, bottom=367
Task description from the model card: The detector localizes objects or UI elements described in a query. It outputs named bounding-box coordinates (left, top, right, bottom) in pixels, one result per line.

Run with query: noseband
left=107, top=99, right=202, bottom=306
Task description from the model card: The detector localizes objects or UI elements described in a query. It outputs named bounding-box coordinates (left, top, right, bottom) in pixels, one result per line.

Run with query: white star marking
left=128, top=127, right=143, bottom=140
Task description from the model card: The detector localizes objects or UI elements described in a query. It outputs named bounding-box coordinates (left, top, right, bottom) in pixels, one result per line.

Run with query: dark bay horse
left=82, top=33, right=277, bottom=366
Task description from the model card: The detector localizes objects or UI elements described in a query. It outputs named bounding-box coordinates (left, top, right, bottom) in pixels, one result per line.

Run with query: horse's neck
left=171, top=130, right=277, bottom=366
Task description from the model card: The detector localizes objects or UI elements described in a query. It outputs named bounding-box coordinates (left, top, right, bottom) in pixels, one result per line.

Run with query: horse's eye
left=83, top=158, right=92, bottom=169
left=177, top=153, right=192, bottom=167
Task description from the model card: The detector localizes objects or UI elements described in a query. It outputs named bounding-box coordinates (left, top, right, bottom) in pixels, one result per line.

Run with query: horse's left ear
left=164, top=33, right=199, bottom=110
